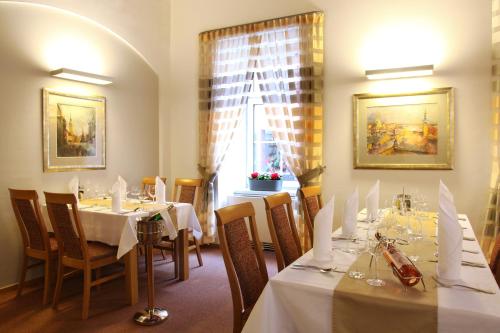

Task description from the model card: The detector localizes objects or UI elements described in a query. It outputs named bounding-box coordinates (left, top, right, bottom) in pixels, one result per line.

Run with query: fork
left=292, top=264, right=346, bottom=274
left=431, top=276, right=496, bottom=294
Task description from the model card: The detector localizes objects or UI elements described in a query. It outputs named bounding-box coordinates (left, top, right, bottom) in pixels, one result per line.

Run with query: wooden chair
left=155, top=178, right=203, bottom=276
left=141, top=176, right=166, bottom=199
left=44, top=192, right=125, bottom=320
left=299, top=185, right=323, bottom=247
left=264, top=192, right=302, bottom=272
left=490, top=235, right=500, bottom=287
left=9, top=189, right=58, bottom=305
left=215, top=202, right=268, bottom=333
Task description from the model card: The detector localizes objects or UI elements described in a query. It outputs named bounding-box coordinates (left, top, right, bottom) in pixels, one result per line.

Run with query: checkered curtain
left=198, top=12, right=324, bottom=244
left=198, top=31, right=258, bottom=243
left=256, top=12, right=325, bottom=248
left=482, top=0, right=500, bottom=259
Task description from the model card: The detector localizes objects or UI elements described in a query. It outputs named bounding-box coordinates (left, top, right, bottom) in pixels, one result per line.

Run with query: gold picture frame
left=42, top=88, right=106, bottom=172
left=353, top=87, right=454, bottom=169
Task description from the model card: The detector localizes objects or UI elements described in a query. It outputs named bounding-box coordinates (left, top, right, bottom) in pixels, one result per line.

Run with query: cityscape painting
left=43, top=89, right=106, bottom=172
left=353, top=88, right=454, bottom=169
left=366, top=104, right=438, bottom=156
left=56, top=104, right=97, bottom=157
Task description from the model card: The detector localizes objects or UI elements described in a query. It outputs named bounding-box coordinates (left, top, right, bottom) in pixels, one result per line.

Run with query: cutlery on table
left=292, top=264, right=346, bottom=274
left=432, top=245, right=481, bottom=254
left=427, top=259, right=487, bottom=268
left=431, top=276, right=496, bottom=294
left=331, top=236, right=358, bottom=241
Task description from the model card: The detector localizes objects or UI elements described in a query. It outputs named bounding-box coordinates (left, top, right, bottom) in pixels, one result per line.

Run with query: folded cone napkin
left=365, top=180, right=380, bottom=222
left=313, top=196, right=335, bottom=262
left=342, top=187, right=358, bottom=237
left=437, top=180, right=462, bottom=282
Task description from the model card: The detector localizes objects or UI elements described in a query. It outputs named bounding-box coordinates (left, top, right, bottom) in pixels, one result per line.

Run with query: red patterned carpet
left=0, top=245, right=278, bottom=333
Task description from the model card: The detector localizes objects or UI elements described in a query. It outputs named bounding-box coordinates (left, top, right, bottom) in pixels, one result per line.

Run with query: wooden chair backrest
left=215, top=202, right=268, bottom=333
left=44, top=192, right=88, bottom=261
left=299, top=185, right=323, bottom=245
left=141, top=177, right=166, bottom=198
left=9, top=189, right=49, bottom=251
left=264, top=192, right=302, bottom=272
left=172, top=178, right=203, bottom=212
left=490, top=235, right=500, bottom=287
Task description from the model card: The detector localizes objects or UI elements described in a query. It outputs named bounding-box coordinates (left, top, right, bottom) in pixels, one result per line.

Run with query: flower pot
left=248, top=179, right=283, bottom=191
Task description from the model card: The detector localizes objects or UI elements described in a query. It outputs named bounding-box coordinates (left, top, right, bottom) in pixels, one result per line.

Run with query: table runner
left=332, top=216, right=438, bottom=333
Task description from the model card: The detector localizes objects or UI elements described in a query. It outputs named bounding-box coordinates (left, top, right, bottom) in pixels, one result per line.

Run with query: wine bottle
left=148, top=213, right=162, bottom=221
left=375, top=232, right=422, bottom=287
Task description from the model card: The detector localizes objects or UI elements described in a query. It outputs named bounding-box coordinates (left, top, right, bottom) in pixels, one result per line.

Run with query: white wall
left=0, top=2, right=159, bottom=287
left=167, top=0, right=491, bottom=232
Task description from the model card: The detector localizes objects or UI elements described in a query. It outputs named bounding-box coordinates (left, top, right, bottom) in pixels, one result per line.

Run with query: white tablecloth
left=43, top=202, right=202, bottom=259
left=243, top=213, right=500, bottom=333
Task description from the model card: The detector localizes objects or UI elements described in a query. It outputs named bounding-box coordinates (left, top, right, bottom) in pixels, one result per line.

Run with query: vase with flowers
left=248, top=172, right=283, bottom=191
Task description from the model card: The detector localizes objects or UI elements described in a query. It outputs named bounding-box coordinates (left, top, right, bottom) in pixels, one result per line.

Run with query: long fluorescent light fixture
left=50, top=68, right=112, bottom=85
left=365, top=65, right=434, bottom=80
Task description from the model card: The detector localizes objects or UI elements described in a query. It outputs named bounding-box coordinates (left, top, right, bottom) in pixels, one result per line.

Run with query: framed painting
left=353, top=87, right=454, bottom=169
left=42, top=88, right=106, bottom=172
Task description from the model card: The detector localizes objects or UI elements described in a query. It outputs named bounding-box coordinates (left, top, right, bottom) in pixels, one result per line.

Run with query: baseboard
left=0, top=276, right=44, bottom=295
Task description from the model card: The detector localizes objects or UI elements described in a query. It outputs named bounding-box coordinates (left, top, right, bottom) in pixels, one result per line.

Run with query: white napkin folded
left=111, top=181, right=122, bottom=213
left=437, top=180, right=462, bottom=282
left=160, top=208, right=178, bottom=240
left=68, top=176, right=79, bottom=204
left=118, top=175, right=127, bottom=200
left=342, top=187, right=359, bottom=237
left=366, top=180, right=380, bottom=222
left=313, top=196, right=335, bottom=262
left=155, top=176, right=166, bottom=204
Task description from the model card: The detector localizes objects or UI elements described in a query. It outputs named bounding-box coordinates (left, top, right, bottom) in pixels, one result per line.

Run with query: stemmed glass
left=348, top=236, right=367, bottom=280
left=366, top=228, right=385, bottom=287
left=131, top=186, right=141, bottom=199
left=147, top=186, right=156, bottom=203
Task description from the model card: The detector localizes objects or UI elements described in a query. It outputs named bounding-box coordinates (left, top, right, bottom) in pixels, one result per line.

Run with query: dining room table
left=42, top=197, right=202, bottom=305
left=242, top=209, right=500, bottom=333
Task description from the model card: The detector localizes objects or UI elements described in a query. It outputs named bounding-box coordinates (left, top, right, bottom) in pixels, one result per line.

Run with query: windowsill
left=233, top=188, right=298, bottom=197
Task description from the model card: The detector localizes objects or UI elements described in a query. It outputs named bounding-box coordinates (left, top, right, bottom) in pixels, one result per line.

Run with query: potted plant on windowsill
left=248, top=172, right=283, bottom=191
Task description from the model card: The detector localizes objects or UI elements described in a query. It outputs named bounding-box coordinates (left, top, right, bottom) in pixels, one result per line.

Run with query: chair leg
left=82, top=267, right=92, bottom=320
left=193, top=237, right=203, bottom=267
left=160, top=249, right=166, bottom=260
left=52, top=258, right=64, bottom=309
left=42, top=259, right=51, bottom=306
left=17, top=254, right=28, bottom=298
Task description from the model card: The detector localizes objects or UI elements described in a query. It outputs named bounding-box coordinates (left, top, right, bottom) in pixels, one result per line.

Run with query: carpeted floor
left=0, top=245, right=278, bottom=333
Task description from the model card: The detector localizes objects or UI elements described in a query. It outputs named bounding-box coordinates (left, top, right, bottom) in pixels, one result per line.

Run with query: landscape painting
left=43, top=89, right=106, bottom=172
left=353, top=88, right=454, bottom=169
left=366, top=104, right=438, bottom=156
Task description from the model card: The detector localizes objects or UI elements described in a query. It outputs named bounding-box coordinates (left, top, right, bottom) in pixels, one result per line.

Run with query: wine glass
left=348, top=236, right=367, bottom=280
left=366, top=229, right=385, bottom=287
left=147, top=186, right=156, bottom=203
left=131, top=186, right=141, bottom=199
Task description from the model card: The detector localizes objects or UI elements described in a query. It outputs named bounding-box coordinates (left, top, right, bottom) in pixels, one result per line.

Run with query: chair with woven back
left=490, top=235, right=500, bottom=287
left=141, top=176, right=166, bottom=200
left=264, top=192, right=302, bottom=272
left=9, top=188, right=58, bottom=305
left=155, top=178, right=203, bottom=276
left=44, top=192, right=125, bottom=320
left=215, top=202, right=268, bottom=333
left=299, top=185, right=323, bottom=248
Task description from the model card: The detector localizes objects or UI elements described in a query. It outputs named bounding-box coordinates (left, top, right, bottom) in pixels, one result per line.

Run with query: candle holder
left=134, top=215, right=168, bottom=325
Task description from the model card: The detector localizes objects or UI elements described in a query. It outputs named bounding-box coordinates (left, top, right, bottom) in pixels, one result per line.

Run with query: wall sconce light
left=50, top=68, right=112, bottom=85
left=365, top=65, right=433, bottom=80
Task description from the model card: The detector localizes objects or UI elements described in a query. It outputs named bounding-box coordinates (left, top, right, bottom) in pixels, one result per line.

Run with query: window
left=243, top=81, right=298, bottom=188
